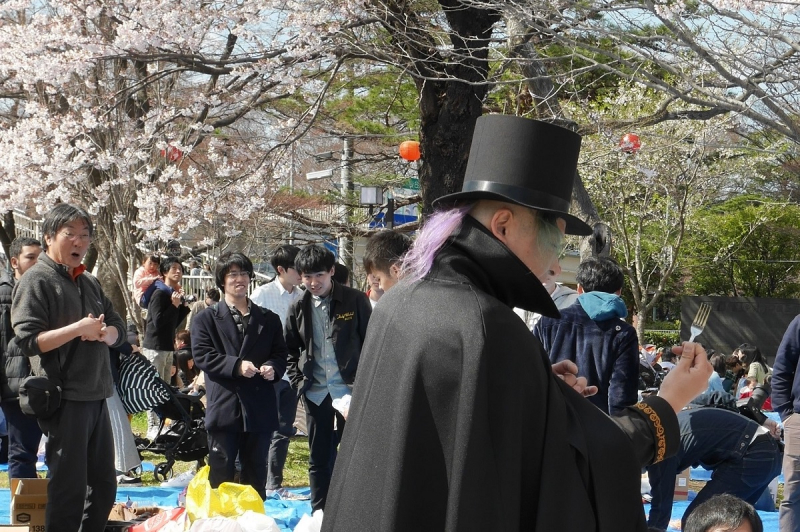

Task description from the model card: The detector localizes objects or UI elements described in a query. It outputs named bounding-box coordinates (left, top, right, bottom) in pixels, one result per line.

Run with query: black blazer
left=191, top=301, right=288, bottom=432
left=284, top=281, right=372, bottom=396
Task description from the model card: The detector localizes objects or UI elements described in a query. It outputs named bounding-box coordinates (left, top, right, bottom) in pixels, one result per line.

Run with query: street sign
left=403, top=178, right=420, bottom=190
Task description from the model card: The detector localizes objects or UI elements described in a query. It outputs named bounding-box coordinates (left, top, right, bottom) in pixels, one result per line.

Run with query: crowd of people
left=0, top=114, right=794, bottom=532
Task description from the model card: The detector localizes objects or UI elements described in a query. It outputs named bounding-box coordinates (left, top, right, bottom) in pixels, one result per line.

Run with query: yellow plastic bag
left=186, top=466, right=265, bottom=522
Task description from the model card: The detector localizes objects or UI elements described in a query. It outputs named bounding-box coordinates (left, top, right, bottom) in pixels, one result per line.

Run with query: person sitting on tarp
left=646, top=407, right=782, bottom=531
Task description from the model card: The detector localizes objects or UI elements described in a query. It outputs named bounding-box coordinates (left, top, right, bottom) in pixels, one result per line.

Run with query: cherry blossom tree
left=0, top=0, right=371, bottom=323
left=569, top=82, right=776, bottom=341
left=1, top=0, right=798, bottom=326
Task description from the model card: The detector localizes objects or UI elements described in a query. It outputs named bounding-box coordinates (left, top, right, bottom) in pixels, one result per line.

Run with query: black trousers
left=4, top=399, right=43, bottom=479
left=305, top=394, right=345, bottom=512
left=207, top=429, right=270, bottom=500
left=39, top=399, right=116, bottom=532
left=267, top=379, right=298, bottom=490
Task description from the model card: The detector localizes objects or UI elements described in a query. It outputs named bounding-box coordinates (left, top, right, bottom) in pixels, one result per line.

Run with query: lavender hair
left=400, top=204, right=473, bottom=283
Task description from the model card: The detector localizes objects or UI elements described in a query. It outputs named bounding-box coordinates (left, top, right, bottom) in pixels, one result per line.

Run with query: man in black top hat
left=321, top=115, right=713, bottom=532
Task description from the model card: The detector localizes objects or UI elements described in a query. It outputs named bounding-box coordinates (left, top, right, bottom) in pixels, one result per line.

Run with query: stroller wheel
left=153, top=461, right=174, bottom=482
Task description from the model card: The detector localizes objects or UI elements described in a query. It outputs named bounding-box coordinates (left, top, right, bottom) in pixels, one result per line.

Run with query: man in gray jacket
left=12, top=204, right=126, bottom=532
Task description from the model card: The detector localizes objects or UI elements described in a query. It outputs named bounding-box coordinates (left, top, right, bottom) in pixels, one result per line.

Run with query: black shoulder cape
left=322, top=216, right=677, bottom=532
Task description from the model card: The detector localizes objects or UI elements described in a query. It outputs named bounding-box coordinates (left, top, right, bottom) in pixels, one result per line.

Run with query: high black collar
left=427, top=215, right=561, bottom=319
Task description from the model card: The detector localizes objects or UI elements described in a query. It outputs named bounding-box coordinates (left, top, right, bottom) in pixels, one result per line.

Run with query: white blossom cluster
left=0, top=0, right=367, bottom=244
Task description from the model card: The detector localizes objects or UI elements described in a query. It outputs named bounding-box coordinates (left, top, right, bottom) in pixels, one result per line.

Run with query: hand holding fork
left=688, top=303, right=711, bottom=343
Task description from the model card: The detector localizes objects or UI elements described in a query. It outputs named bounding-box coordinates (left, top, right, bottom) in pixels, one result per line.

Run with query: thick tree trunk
left=418, top=82, right=482, bottom=215
left=97, top=255, right=129, bottom=327
left=84, top=245, right=99, bottom=273
left=415, top=3, right=500, bottom=215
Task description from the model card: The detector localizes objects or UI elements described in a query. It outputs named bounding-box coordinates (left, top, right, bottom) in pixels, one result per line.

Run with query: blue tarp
left=0, top=486, right=780, bottom=531
left=0, top=485, right=312, bottom=532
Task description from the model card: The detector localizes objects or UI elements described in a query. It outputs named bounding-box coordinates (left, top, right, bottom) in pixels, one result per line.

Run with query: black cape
left=322, top=216, right=678, bottom=532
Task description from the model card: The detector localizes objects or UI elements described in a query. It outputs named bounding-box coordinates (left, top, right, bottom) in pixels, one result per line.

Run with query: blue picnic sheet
left=0, top=484, right=312, bottom=531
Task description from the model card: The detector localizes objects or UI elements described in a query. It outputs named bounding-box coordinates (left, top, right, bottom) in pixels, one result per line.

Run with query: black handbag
left=19, top=338, right=79, bottom=419
left=19, top=375, right=63, bottom=419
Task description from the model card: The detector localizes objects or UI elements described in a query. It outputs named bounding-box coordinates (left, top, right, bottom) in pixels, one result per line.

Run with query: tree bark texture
left=411, top=2, right=500, bottom=215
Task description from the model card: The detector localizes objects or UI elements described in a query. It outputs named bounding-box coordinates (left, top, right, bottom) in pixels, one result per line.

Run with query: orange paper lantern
left=399, top=140, right=421, bottom=161
left=619, top=133, right=641, bottom=154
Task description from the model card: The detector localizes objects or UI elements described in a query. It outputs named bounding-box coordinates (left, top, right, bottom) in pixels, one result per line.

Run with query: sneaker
left=117, top=474, right=142, bottom=485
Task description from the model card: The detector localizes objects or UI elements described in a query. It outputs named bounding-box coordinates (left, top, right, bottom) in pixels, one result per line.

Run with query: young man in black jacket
left=192, top=252, right=287, bottom=500
left=141, top=256, right=190, bottom=439
left=284, top=245, right=371, bottom=512
left=0, top=236, right=42, bottom=478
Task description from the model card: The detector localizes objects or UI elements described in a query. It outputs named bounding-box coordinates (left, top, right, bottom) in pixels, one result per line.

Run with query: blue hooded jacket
left=534, top=292, right=640, bottom=415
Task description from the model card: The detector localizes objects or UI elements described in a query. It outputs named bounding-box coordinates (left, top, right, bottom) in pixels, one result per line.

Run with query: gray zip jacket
left=11, top=253, right=125, bottom=401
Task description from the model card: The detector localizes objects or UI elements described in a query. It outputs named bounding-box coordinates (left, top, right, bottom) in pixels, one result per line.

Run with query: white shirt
left=250, top=279, right=303, bottom=330
left=250, top=279, right=303, bottom=383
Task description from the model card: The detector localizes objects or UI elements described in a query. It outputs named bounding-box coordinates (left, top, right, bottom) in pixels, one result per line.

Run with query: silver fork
left=688, top=303, right=711, bottom=342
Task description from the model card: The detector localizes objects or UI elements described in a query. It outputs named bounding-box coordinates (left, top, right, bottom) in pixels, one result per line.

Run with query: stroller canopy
left=118, top=351, right=172, bottom=415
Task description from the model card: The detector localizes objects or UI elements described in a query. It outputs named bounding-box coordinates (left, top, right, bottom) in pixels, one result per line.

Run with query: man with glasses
left=284, top=245, right=372, bottom=512
left=12, top=204, right=126, bottom=532
left=191, top=252, right=288, bottom=499
left=321, top=116, right=711, bottom=532
left=250, top=244, right=305, bottom=498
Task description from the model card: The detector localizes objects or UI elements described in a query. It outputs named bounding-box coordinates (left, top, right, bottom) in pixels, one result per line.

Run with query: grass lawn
left=131, top=413, right=311, bottom=487
left=0, top=413, right=311, bottom=489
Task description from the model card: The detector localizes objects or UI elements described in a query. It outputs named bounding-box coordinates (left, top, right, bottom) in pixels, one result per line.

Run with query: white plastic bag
left=190, top=516, right=245, bottom=532
left=331, top=395, right=351, bottom=420
left=236, top=511, right=280, bottom=532
left=293, top=510, right=323, bottom=532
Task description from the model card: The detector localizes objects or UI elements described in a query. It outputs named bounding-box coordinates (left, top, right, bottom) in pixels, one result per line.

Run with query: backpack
left=139, top=281, right=173, bottom=309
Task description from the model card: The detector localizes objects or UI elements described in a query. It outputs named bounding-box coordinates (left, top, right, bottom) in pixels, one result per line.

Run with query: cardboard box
left=10, top=478, right=48, bottom=532
left=108, top=503, right=161, bottom=523
left=674, top=468, right=691, bottom=501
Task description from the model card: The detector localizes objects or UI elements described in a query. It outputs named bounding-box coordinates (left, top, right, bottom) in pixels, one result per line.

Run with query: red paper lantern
left=399, top=140, right=421, bottom=162
left=160, top=145, right=183, bottom=162
left=619, top=133, right=641, bottom=154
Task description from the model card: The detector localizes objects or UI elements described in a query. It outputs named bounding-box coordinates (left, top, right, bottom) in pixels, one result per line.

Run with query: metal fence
left=181, top=273, right=272, bottom=299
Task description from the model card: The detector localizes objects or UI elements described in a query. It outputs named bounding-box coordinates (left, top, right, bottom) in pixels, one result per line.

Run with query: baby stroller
left=138, top=381, right=207, bottom=481
left=117, top=350, right=208, bottom=481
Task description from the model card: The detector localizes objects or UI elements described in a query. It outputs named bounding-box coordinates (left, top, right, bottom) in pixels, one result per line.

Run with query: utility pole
left=338, top=138, right=354, bottom=273
left=386, top=190, right=395, bottom=229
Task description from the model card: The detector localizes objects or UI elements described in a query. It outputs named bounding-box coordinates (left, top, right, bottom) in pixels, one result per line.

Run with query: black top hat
left=434, top=115, right=592, bottom=235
